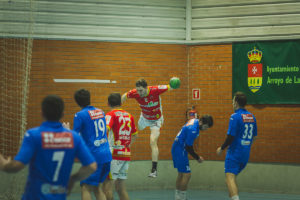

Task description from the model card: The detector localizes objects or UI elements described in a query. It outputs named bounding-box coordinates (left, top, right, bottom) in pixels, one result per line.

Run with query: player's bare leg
left=175, top=172, right=191, bottom=200
left=81, top=184, right=93, bottom=200
left=96, top=184, right=108, bottom=200
left=81, top=184, right=107, bottom=200
left=115, top=179, right=129, bottom=200
left=226, top=173, right=240, bottom=200
left=148, top=128, right=160, bottom=177
left=103, top=179, right=114, bottom=200
left=176, top=173, right=191, bottom=190
left=150, top=129, right=160, bottom=162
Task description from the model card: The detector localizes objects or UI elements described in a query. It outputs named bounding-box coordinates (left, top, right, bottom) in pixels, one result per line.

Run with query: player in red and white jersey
left=103, top=93, right=138, bottom=200
left=121, top=78, right=178, bottom=178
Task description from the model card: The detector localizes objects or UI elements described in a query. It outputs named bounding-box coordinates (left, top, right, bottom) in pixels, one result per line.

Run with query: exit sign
left=192, top=89, right=200, bottom=100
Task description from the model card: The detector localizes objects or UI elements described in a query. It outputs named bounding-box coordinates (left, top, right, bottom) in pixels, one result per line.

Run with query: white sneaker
left=148, top=170, right=157, bottom=178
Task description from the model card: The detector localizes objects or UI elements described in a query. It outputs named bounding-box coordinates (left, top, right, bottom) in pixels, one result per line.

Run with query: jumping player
left=103, top=93, right=138, bottom=200
left=0, top=95, right=97, bottom=200
left=121, top=78, right=178, bottom=177
left=172, top=110, right=213, bottom=200
left=217, top=91, right=257, bottom=200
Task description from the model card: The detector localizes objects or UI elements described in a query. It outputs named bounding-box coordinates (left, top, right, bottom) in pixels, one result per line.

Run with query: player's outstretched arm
left=0, top=154, right=25, bottom=173
left=121, top=93, right=127, bottom=104
left=67, top=162, right=97, bottom=195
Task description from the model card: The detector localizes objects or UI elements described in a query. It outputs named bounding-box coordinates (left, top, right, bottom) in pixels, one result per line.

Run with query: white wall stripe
left=53, top=79, right=117, bottom=83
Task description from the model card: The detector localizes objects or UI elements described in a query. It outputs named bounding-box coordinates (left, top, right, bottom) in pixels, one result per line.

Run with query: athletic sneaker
left=148, top=170, right=157, bottom=178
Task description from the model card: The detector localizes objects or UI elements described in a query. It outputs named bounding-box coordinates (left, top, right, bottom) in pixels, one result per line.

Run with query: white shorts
left=138, top=114, right=164, bottom=131
left=110, top=160, right=129, bottom=180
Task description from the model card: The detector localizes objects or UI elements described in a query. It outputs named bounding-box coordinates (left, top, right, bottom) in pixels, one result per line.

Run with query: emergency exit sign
left=192, top=89, right=200, bottom=100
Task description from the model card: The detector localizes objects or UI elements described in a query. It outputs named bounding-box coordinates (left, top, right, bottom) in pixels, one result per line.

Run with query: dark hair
left=234, top=91, right=247, bottom=108
left=201, top=115, right=213, bottom=127
left=108, top=93, right=121, bottom=107
left=74, top=89, right=90, bottom=107
left=42, top=95, right=64, bottom=121
left=136, top=78, right=147, bottom=88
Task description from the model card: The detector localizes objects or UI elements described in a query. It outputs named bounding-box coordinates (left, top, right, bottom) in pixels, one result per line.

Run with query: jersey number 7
left=52, top=151, right=65, bottom=182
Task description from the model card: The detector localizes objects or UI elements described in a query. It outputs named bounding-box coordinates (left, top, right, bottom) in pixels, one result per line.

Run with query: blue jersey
left=14, top=121, right=95, bottom=200
left=226, top=108, right=257, bottom=162
left=73, top=106, right=112, bottom=164
left=175, top=118, right=200, bottom=147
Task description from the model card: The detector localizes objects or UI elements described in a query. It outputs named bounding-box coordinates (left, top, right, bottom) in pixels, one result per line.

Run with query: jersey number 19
left=94, top=118, right=105, bottom=138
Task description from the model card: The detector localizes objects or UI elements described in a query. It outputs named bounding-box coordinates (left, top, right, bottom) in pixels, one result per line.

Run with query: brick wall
left=26, top=40, right=300, bottom=163
left=28, top=40, right=188, bottom=161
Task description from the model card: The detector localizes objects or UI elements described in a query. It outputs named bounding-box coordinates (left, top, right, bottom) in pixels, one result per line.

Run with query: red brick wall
left=28, top=40, right=188, bottom=160
left=26, top=40, right=300, bottom=163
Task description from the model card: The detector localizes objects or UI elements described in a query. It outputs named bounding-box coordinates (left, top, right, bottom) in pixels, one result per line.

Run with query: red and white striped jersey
left=127, top=85, right=170, bottom=120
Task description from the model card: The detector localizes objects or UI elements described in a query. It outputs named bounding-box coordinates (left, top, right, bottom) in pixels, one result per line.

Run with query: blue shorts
left=225, top=157, right=247, bottom=175
left=171, top=142, right=191, bottom=173
left=81, top=162, right=110, bottom=186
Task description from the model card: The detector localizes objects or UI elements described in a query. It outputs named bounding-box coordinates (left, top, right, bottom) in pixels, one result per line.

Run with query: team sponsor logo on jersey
left=115, top=111, right=129, bottom=117
left=140, top=101, right=158, bottom=108
left=242, top=114, right=254, bottom=123
left=241, top=140, right=251, bottom=145
left=94, top=138, right=107, bottom=147
left=158, top=85, right=167, bottom=89
left=88, top=109, right=104, bottom=120
left=117, top=149, right=131, bottom=156
left=119, top=135, right=131, bottom=140
left=42, top=132, right=74, bottom=149
left=41, top=184, right=66, bottom=194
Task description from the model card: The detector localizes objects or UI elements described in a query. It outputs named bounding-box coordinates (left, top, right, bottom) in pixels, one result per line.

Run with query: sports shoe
left=148, top=170, right=157, bottom=178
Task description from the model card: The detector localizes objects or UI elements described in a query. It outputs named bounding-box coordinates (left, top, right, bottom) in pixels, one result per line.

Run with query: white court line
left=53, top=79, right=117, bottom=83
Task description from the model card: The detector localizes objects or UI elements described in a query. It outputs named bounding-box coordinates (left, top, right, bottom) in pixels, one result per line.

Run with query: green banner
left=233, top=40, right=300, bottom=104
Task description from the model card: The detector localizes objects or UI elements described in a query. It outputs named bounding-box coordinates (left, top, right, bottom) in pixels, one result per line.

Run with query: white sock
left=231, top=195, right=240, bottom=200
left=180, top=190, right=187, bottom=200
left=175, top=190, right=180, bottom=200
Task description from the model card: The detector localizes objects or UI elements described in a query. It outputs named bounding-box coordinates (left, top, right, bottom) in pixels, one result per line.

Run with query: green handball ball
left=169, top=77, right=181, bottom=89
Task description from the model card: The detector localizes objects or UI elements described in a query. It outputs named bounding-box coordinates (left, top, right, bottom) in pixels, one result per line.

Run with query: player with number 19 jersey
left=14, top=121, right=95, bottom=200
left=106, top=109, right=137, bottom=161
left=226, top=108, right=257, bottom=164
left=73, top=106, right=112, bottom=184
